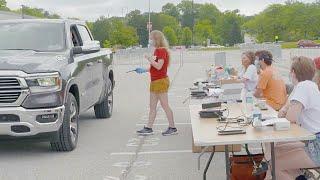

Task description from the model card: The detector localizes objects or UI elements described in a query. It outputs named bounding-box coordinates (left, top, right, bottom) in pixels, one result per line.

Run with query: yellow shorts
left=150, top=77, right=170, bottom=93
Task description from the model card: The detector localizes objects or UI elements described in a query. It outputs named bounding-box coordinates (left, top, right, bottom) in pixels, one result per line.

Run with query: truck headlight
left=26, top=73, right=62, bottom=93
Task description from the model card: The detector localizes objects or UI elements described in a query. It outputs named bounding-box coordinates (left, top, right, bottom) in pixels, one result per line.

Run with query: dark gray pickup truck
left=0, top=19, right=114, bottom=151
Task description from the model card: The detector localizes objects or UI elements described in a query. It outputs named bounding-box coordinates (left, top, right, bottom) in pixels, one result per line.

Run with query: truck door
left=75, top=25, right=104, bottom=107
left=70, top=25, right=94, bottom=111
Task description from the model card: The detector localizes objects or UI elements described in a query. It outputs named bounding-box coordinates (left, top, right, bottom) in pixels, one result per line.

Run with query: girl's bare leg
left=147, top=92, right=159, bottom=128
left=158, top=93, right=175, bottom=128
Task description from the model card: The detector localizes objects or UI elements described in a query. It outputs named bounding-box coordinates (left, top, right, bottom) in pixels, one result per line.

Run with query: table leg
left=203, top=146, right=215, bottom=180
left=271, top=142, right=276, bottom=180
left=225, top=145, right=231, bottom=180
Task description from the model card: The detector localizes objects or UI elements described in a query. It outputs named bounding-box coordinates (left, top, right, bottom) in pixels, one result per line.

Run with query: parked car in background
left=297, top=40, right=320, bottom=48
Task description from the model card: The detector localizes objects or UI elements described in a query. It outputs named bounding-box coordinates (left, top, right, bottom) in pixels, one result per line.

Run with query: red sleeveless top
left=150, top=48, right=169, bottom=81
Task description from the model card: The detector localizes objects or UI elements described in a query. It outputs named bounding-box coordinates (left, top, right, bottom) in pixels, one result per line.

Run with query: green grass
left=189, top=47, right=240, bottom=51
left=280, top=41, right=297, bottom=49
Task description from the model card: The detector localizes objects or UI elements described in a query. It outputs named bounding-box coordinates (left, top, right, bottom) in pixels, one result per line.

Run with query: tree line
left=87, top=1, right=244, bottom=48
left=244, top=0, right=320, bottom=43
left=1, top=0, right=320, bottom=48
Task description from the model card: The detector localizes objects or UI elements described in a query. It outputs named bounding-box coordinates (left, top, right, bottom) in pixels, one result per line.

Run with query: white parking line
left=110, top=150, right=192, bottom=156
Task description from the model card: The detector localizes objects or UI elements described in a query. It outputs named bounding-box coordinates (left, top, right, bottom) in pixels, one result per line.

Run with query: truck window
left=76, top=25, right=92, bottom=45
left=0, top=22, right=65, bottom=52
left=70, top=26, right=81, bottom=47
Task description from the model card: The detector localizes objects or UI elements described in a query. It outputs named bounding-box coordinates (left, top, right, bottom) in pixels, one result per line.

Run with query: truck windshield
left=0, top=22, right=65, bottom=52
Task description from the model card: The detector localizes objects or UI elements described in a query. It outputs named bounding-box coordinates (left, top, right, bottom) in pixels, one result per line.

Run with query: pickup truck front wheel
left=94, top=83, right=113, bottom=118
left=51, top=93, right=79, bottom=151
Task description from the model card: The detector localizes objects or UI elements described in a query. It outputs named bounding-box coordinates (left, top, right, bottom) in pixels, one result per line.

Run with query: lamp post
left=192, top=0, right=194, bottom=46
left=147, top=0, right=152, bottom=47
left=21, top=5, right=25, bottom=19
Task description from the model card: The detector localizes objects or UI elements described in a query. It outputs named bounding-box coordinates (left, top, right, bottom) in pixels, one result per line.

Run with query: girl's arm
left=145, top=55, right=164, bottom=70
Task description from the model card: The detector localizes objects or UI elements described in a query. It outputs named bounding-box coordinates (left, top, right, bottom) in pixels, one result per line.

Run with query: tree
left=198, top=3, right=221, bottom=24
left=151, top=13, right=180, bottom=32
left=109, top=19, right=138, bottom=47
left=163, top=26, right=178, bottom=46
left=127, top=10, right=149, bottom=47
left=91, top=17, right=112, bottom=45
left=0, top=0, right=9, bottom=11
left=244, top=2, right=320, bottom=42
left=181, top=27, right=192, bottom=47
left=162, top=3, right=180, bottom=20
left=15, top=6, right=61, bottom=19
left=177, top=0, right=200, bottom=28
left=194, top=20, right=213, bottom=45
left=216, top=11, right=243, bottom=45
left=103, top=40, right=112, bottom=48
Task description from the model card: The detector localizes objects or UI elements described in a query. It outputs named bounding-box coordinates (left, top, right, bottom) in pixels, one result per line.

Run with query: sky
left=6, top=0, right=315, bottom=21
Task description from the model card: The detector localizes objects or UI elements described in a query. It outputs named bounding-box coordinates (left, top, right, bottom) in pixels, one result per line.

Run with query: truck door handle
left=97, top=59, right=103, bottom=63
left=86, top=62, right=93, bottom=67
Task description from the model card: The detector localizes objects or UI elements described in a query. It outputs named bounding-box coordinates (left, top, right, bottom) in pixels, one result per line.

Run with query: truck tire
left=51, top=93, right=79, bottom=151
left=94, top=83, right=113, bottom=119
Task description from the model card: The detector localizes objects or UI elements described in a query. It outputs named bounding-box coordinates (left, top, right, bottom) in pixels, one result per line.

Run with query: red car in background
left=297, top=40, right=320, bottom=48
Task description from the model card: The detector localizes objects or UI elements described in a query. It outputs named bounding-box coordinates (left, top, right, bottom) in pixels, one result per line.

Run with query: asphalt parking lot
left=0, top=49, right=318, bottom=180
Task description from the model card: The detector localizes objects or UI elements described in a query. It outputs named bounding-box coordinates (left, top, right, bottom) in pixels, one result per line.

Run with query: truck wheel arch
left=68, top=84, right=80, bottom=109
left=109, top=70, right=114, bottom=88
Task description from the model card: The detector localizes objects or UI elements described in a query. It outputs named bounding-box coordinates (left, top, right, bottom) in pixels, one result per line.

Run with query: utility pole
left=21, top=5, right=25, bottom=19
left=192, top=0, right=194, bottom=46
left=147, top=0, right=152, bottom=47
left=148, top=0, right=151, bottom=37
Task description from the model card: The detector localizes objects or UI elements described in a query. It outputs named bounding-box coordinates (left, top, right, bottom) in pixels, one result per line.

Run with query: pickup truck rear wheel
left=94, top=83, right=113, bottom=118
left=51, top=93, right=79, bottom=151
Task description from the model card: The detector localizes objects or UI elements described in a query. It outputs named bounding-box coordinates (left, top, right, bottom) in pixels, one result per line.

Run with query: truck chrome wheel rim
left=69, top=101, right=78, bottom=144
left=108, top=85, right=113, bottom=114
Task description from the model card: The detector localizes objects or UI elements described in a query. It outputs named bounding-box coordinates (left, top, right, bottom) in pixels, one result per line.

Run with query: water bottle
left=252, top=106, right=262, bottom=120
left=223, top=67, right=230, bottom=79
left=245, top=91, right=254, bottom=117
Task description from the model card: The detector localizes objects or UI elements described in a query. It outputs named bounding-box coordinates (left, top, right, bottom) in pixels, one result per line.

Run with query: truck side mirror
left=81, top=41, right=100, bottom=54
left=71, top=46, right=83, bottom=55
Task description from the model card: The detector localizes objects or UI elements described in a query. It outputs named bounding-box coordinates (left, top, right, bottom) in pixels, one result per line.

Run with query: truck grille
left=0, top=78, right=22, bottom=103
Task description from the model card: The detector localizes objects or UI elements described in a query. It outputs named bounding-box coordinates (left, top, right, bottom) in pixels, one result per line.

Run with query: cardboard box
left=192, top=136, right=241, bottom=153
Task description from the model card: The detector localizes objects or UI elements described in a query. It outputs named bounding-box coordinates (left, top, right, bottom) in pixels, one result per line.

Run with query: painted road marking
left=110, top=150, right=192, bottom=156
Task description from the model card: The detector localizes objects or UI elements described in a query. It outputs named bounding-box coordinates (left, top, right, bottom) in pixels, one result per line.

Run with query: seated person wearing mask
left=254, top=50, right=287, bottom=110
left=314, top=57, right=320, bottom=90
left=239, top=51, right=258, bottom=100
left=266, top=56, right=320, bottom=180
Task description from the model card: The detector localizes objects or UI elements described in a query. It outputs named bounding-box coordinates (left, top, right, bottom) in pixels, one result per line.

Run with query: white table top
left=190, top=103, right=316, bottom=146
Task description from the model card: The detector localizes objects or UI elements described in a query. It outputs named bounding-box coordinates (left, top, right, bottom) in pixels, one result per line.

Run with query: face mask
left=289, top=72, right=296, bottom=85
left=254, top=59, right=260, bottom=69
left=149, top=39, right=155, bottom=47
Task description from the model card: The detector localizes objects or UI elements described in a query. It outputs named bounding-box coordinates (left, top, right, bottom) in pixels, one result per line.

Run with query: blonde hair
left=150, top=30, right=170, bottom=63
left=291, top=56, right=315, bottom=82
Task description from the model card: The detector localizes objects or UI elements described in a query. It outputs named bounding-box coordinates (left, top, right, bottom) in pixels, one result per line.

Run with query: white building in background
left=0, top=10, right=35, bottom=20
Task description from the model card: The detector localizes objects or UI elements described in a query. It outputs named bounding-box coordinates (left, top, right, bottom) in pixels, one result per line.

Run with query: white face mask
left=289, top=72, right=297, bottom=85
left=254, top=59, right=260, bottom=69
left=149, top=39, right=155, bottom=47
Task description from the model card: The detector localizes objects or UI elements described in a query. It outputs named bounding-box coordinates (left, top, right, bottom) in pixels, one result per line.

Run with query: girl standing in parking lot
left=136, top=30, right=177, bottom=136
